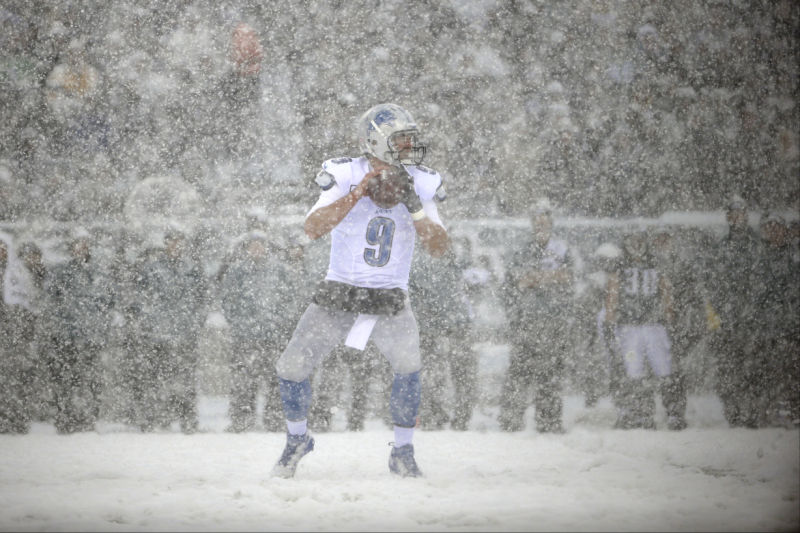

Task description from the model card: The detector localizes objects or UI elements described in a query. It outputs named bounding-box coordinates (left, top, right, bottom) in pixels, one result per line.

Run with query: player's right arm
left=304, top=169, right=381, bottom=240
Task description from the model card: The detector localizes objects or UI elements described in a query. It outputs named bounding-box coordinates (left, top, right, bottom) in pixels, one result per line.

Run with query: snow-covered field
left=1, top=394, right=797, bottom=532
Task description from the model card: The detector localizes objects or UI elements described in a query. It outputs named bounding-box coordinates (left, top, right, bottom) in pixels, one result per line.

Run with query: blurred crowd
left=1, top=194, right=797, bottom=434
left=1, top=1, right=798, bottom=434
left=1, top=0, right=798, bottom=222
left=0, top=215, right=308, bottom=433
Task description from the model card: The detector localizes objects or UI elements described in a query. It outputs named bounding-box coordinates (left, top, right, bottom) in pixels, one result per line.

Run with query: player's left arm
left=401, top=169, right=449, bottom=258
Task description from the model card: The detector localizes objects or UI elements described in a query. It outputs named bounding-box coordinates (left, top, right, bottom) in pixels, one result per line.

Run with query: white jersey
left=307, top=156, right=445, bottom=290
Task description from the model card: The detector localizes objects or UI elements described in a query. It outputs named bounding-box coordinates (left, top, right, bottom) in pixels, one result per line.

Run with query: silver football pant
left=276, top=301, right=421, bottom=382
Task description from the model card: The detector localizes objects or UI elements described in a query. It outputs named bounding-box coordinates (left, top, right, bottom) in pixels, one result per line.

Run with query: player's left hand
left=397, top=172, right=425, bottom=220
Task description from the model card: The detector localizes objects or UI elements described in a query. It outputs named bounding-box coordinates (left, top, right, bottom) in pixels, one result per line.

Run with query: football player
left=272, top=103, right=448, bottom=478
left=604, top=230, right=675, bottom=429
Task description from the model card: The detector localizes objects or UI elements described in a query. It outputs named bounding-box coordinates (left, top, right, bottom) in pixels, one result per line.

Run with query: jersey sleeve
left=407, top=164, right=442, bottom=201
left=305, top=158, right=356, bottom=218
left=407, top=164, right=445, bottom=228
left=306, top=180, right=347, bottom=217
left=421, top=196, right=445, bottom=228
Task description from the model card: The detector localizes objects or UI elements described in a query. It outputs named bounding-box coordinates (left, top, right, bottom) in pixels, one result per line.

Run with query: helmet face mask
left=358, top=103, right=427, bottom=166
left=387, top=130, right=425, bottom=164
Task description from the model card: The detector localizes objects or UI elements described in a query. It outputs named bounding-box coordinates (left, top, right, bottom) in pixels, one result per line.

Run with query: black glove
left=398, top=172, right=425, bottom=220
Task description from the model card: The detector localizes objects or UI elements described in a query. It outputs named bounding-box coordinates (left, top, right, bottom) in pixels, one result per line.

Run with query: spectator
left=649, top=225, right=704, bottom=430
left=705, top=194, right=768, bottom=428
left=409, top=247, right=478, bottom=431
left=498, top=199, right=575, bottom=433
left=0, top=233, right=30, bottom=433
left=758, top=212, right=799, bottom=428
left=217, top=230, right=298, bottom=432
left=42, top=36, right=109, bottom=156
left=103, top=228, right=142, bottom=425
left=2, top=1, right=798, bottom=221
left=202, top=21, right=266, bottom=165
left=571, top=242, right=618, bottom=409
left=0, top=239, right=46, bottom=432
left=123, top=228, right=209, bottom=433
left=196, top=19, right=302, bottom=206
left=40, top=228, right=113, bottom=433
left=790, top=219, right=800, bottom=258
left=589, top=241, right=623, bottom=401
left=120, top=242, right=167, bottom=432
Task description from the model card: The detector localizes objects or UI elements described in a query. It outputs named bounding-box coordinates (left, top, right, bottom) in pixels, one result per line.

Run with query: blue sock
left=279, top=378, right=312, bottom=422
left=390, top=371, right=421, bottom=428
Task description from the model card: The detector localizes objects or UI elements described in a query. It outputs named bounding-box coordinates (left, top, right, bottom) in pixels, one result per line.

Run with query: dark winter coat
left=706, top=227, right=766, bottom=334
left=660, top=253, right=705, bottom=354
left=218, top=255, right=300, bottom=348
left=409, top=251, right=473, bottom=335
left=0, top=270, right=11, bottom=352
left=501, top=237, right=575, bottom=328
left=41, top=258, right=113, bottom=346
left=130, top=250, right=209, bottom=346
left=759, top=243, right=800, bottom=342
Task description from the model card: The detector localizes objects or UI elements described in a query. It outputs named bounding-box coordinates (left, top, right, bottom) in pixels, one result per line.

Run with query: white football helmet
left=357, top=103, right=426, bottom=166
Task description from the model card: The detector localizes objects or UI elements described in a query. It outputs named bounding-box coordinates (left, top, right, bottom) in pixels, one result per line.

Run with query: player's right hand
left=354, top=168, right=383, bottom=199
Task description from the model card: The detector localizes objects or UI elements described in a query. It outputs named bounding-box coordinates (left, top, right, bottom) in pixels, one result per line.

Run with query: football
left=367, top=166, right=409, bottom=208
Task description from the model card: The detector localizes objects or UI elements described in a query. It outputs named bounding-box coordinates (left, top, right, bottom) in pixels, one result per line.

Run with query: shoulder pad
left=405, top=164, right=441, bottom=201
left=315, top=170, right=336, bottom=191
left=434, top=183, right=447, bottom=202
left=414, top=164, right=436, bottom=175
left=325, top=157, right=352, bottom=166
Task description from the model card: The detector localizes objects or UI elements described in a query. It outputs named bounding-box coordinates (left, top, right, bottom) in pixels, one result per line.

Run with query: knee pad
left=279, top=378, right=312, bottom=421
left=391, top=371, right=421, bottom=428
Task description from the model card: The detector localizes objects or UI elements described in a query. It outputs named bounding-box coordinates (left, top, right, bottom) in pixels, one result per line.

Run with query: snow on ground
left=1, top=394, right=798, bottom=532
